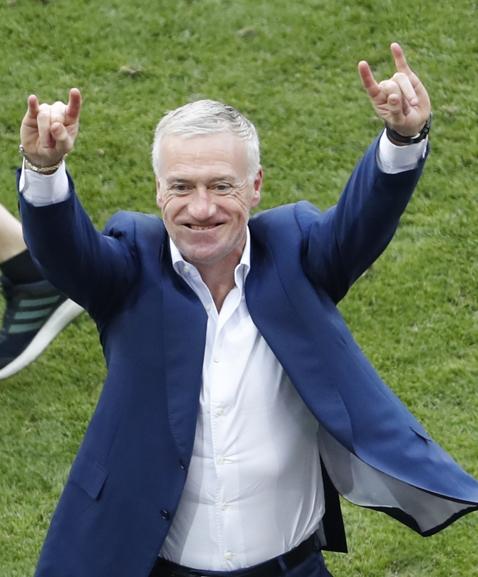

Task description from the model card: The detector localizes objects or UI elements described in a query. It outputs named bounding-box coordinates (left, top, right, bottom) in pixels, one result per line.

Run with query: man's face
left=156, top=133, right=262, bottom=275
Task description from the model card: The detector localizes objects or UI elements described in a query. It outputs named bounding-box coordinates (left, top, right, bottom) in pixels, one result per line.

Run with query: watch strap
left=385, top=114, right=432, bottom=145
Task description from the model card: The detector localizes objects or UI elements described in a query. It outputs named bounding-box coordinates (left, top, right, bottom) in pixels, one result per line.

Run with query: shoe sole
left=0, top=299, right=84, bottom=380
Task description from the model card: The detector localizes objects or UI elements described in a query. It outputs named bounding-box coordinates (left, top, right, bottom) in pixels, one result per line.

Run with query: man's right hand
left=20, top=88, right=82, bottom=168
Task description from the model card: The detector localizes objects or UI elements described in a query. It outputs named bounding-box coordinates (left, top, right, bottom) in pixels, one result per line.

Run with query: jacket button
left=179, top=460, right=186, bottom=471
left=160, top=509, right=170, bottom=521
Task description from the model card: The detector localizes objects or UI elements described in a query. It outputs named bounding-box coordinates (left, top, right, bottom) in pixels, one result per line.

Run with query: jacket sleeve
left=296, top=135, right=428, bottom=303
left=18, top=172, right=139, bottom=322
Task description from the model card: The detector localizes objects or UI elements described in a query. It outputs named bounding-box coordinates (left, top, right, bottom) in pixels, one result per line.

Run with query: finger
left=22, top=95, right=41, bottom=130
left=50, top=122, right=73, bottom=154
left=387, top=94, right=402, bottom=117
left=65, top=88, right=82, bottom=125
left=390, top=43, right=430, bottom=110
left=358, top=60, right=381, bottom=99
left=387, top=93, right=409, bottom=120
left=50, top=101, right=68, bottom=126
left=392, top=72, right=418, bottom=106
left=26, top=95, right=40, bottom=120
left=378, top=79, right=401, bottom=100
left=390, top=42, right=412, bottom=75
left=378, top=79, right=410, bottom=116
left=36, top=104, right=54, bottom=149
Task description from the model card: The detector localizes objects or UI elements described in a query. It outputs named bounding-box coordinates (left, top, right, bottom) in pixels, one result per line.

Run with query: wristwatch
left=385, top=114, right=432, bottom=145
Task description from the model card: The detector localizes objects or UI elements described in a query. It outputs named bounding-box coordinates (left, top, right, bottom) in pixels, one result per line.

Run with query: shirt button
left=213, top=357, right=220, bottom=364
left=221, top=502, right=229, bottom=511
left=215, top=407, right=224, bottom=417
left=224, top=552, right=234, bottom=561
left=217, top=456, right=225, bottom=465
left=160, top=509, right=170, bottom=520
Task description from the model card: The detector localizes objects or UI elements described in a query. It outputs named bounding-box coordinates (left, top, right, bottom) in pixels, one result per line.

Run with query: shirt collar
left=169, top=227, right=251, bottom=289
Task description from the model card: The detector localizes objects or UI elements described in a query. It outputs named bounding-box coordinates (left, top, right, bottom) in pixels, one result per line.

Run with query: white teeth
left=189, top=225, right=216, bottom=230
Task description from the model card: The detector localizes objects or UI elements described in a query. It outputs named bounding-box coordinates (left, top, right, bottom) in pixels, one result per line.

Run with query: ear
left=250, top=167, right=263, bottom=208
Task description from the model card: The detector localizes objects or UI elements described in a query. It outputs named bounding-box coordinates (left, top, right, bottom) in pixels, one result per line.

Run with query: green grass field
left=0, top=0, right=477, bottom=575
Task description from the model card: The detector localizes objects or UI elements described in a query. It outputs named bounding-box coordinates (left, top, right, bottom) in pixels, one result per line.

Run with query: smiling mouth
left=186, top=224, right=221, bottom=231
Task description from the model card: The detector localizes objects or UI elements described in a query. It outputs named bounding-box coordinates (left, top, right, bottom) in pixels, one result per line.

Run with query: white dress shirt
left=159, top=233, right=324, bottom=570
left=19, top=133, right=427, bottom=570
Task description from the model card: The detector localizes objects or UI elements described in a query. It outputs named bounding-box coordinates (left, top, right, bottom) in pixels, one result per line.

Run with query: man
left=17, top=43, right=478, bottom=577
left=0, top=203, right=82, bottom=379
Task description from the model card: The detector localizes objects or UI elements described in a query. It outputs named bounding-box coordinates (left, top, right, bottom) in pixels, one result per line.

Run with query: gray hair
left=151, top=99, right=260, bottom=180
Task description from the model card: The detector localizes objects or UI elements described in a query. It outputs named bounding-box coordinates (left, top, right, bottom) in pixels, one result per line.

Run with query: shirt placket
left=208, top=285, right=243, bottom=568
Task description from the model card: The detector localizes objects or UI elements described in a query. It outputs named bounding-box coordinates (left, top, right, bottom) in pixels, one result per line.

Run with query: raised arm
left=18, top=90, right=138, bottom=320
left=301, top=43, right=431, bottom=302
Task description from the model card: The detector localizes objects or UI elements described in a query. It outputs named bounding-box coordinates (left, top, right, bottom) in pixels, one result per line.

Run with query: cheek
left=161, top=197, right=181, bottom=220
left=227, top=192, right=252, bottom=215
left=233, top=201, right=253, bottom=223
left=160, top=193, right=172, bottom=211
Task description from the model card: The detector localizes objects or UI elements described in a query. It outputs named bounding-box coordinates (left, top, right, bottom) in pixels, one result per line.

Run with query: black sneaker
left=0, top=276, right=83, bottom=380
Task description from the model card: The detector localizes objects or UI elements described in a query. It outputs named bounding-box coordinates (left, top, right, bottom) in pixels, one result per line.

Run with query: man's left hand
left=358, top=43, right=431, bottom=137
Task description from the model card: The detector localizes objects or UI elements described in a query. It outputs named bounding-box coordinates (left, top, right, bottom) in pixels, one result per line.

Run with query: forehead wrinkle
left=158, top=133, right=249, bottom=180
left=162, top=161, right=245, bottom=188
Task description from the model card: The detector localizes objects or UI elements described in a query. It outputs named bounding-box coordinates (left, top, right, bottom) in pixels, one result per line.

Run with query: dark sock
left=0, top=250, right=44, bottom=284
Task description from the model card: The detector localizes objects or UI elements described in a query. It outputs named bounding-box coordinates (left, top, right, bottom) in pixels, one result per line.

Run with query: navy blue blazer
left=20, top=137, right=478, bottom=577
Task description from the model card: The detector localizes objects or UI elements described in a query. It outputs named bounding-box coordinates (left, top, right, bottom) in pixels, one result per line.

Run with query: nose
left=187, top=186, right=216, bottom=221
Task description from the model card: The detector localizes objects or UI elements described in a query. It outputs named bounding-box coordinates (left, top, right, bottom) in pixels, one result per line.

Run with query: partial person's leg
left=0, top=203, right=29, bottom=264
left=0, top=203, right=83, bottom=380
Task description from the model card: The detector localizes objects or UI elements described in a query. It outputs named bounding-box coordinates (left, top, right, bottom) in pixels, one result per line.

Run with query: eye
left=211, top=182, right=234, bottom=194
left=169, top=183, right=193, bottom=195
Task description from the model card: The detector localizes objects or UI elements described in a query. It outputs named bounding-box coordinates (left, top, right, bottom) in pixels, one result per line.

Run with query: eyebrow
left=207, top=176, right=238, bottom=184
left=166, top=175, right=238, bottom=184
left=166, top=177, right=193, bottom=184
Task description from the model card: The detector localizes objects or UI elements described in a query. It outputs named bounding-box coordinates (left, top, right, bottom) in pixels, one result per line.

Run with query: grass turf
left=0, top=0, right=477, bottom=575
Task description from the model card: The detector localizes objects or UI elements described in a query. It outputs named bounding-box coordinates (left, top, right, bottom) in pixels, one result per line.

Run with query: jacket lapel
left=160, top=243, right=208, bottom=461
left=246, top=236, right=354, bottom=449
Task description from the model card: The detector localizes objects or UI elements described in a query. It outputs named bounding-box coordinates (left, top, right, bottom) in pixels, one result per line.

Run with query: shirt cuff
left=377, top=130, right=428, bottom=174
left=19, top=160, right=70, bottom=206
